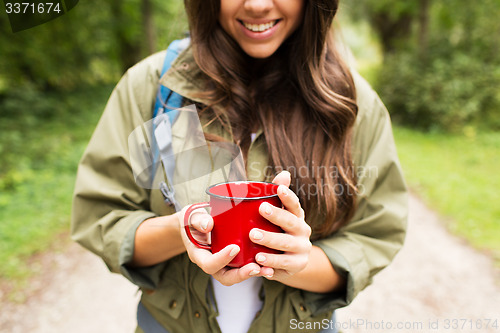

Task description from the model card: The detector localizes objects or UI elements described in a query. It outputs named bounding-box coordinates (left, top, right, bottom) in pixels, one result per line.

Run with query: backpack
left=152, top=38, right=190, bottom=210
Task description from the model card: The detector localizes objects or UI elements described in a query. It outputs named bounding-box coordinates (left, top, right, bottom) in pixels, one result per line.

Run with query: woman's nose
left=243, top=0, right=273, bottom=15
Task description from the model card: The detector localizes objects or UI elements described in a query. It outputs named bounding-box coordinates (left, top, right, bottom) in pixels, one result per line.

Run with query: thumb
left=271, top=170, right=291, bottom=187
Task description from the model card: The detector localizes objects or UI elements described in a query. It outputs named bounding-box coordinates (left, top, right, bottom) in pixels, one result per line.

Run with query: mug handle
left=183, top=202, right=211, bottom=250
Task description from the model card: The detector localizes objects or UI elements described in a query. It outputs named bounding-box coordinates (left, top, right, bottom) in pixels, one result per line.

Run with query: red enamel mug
left=184, top=181, right=283, bottom=268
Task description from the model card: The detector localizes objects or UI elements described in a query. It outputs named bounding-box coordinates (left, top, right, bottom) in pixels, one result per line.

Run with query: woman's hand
left=178, top=170, right=313, bottom=286
left=178, top=206, right=264, bottom=286
left=249, top=171, right=313, bottom=281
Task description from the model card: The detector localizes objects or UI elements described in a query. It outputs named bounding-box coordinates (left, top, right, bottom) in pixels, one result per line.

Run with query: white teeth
left=243, top=20, right=277, bottom=32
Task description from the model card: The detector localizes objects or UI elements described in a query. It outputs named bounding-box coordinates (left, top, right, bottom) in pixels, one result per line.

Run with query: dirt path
left=336, top=195, right=500, bottom=332
left=1, top=194, right=499, bottom=332
left=0, top=243, right=139, bottom=332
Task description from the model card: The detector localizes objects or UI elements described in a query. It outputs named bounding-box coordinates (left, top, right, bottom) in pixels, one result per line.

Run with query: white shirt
left=211, top=276, right=263, bottom=333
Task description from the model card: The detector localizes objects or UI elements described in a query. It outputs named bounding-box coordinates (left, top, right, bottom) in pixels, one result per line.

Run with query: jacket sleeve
left=307, top=72, right=408, bottom=313
left=70, top=52, right=169, bottom=290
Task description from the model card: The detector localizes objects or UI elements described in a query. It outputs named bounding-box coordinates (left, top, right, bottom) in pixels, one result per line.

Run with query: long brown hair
left=184, top=0, right=358, bottom=239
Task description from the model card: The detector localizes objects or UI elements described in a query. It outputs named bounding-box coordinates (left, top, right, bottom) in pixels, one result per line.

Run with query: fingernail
left=229, top=246, right=239, bottom=257
left=256, top=254, right=266, bottom=263
left=251, top=229, right=263, bottom=240
left=262, top=203, right=272, bottom=215
left=278, top=185, right=288, bottom=196
left=264, top=273, right=274, bottom=278
left=201, top=218, right=209, bottom=230
left=249, top=270, right=260, bottom=276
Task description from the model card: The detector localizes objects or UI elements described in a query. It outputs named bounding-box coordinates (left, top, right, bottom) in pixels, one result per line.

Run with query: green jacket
left=71, top=45, right=408, bottom=333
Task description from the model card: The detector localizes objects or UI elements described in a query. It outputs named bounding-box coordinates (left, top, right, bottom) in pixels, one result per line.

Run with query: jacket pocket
left=142, top=284, right=187, bottom=320
left=289, top=290, right=333, bottom=332
left=290, top=290, right=313, bottom=321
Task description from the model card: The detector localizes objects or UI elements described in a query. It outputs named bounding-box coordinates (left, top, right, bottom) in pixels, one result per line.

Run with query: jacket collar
left=159, top=45, right=211, bottom=105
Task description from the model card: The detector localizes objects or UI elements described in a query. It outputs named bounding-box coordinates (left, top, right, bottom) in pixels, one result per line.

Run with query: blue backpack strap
left=151, top=38, right=190, bottom=208
left=153, top=38, right=190, bottom=121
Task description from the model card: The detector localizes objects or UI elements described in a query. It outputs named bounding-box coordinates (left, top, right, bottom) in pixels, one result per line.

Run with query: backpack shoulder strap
left=151, top=38, right=190, bottom=209
left=153, top=37, right=190, bottom=121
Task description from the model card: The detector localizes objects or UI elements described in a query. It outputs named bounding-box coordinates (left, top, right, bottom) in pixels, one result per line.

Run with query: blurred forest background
left=0, top=0, right=499, bottom=289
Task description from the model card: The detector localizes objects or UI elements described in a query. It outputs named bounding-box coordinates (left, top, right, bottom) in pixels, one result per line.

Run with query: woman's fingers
left=255, top=252, right=308, bottom=273
left=188, top=244, right=240, bottom=275
left=259, top=200, right=310, bottom=236
left=250, top=223, right=311, bottom=277
left=250, top=228, right=312, bottom=253
left=271, top=171, right=303, bottom=219
left=187, top=208, right=213, bottom=233
left=183, top=240, right=266, bottom=286
left=194, top=244, right=266, bottom=286
left=212, top=262, right=264, bottom=286
left=276, top=185, right=305, bottom=219
left=271, top=170, right=291, bottom=187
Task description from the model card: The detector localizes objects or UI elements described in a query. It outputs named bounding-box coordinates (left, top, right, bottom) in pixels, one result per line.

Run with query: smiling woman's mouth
left=239, top=20, right=280, bottom=33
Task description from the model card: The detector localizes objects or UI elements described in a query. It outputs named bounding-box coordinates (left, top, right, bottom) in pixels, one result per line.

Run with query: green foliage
left=0, top=85, right=113, bottom=279
left=346, top=0, right=419, bottom=21
left=342, top=5, right=500, bottom=262
left=153, top=0, right=189, bottom=49
left=336, top=9, right=383, bottom=84
left=378, top=50, right=500, bottom=132
left=0, top=1, right=117, bottom=91
left=343, top=0, right=420, bottom=54
left=362, top=0, right=500, bottom=131
left=0, top=0, right=188, bottom=282
left=393, top=126, right=500, bottom=263
left=0, top=0, right=187, bottom=93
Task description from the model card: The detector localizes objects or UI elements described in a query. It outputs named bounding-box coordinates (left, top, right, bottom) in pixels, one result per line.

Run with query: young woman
left=71, top=0, right=408, bottom=332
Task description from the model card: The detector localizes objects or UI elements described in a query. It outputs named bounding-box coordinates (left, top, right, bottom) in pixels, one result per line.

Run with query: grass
left=0, top=85, right=113, bottom=281
left=393, top=126, right=500, bottom=263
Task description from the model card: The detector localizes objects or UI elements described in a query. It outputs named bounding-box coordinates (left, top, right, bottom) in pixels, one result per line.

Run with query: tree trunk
left=110, top=0, right=142, bottom=73
left=372, top=12, right=413, bottom=58
left=418, top=0, right=430, bottom=58
left=142, top=0, right=155, bottom=54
